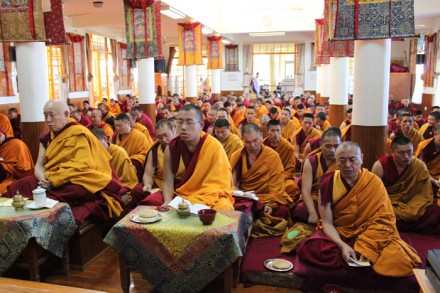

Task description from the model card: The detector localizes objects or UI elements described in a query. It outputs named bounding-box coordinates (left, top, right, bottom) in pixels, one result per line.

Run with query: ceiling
left=63, top=0, right=440, bottom=46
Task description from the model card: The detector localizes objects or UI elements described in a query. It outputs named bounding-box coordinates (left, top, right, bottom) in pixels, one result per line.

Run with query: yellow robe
left=114, top=128, right=151, bottom=167
left=146, top=141, right=165, bottom=189
left=293, top=127, right=322, bottom=156
left=221, top=133, right=243, bottom=160
left=109, top=103, right=121, bottom=115
left=0, top=114, right=14, bottom=138
left=108, top=144, right=138, bottom=189
left=230, top=145, right=292, bottom=208
left=308, top=152, right=337, bottom=203
left=281, top=119, right=297, bottom=143
left=415, top=138, right=440, bottom=182
left=134, top=122, right=153, bottom=146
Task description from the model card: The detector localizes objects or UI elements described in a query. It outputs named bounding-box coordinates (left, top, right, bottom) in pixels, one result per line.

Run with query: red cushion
left=401, top=232, right=440, bottom=268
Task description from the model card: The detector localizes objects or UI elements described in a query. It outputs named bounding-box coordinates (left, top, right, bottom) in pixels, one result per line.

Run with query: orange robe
left=415, top=138, right=440, bottom=183
left=319, top=169, right=421, bottom=277
left=221, top=133, right=243, bottom=160
left=109, top=103, right=122, bottom=115
left=107, top=144, right=138, bottom=189
left=89, top=122, right=114, bottom=140
left=230, top=145, right=292, bottom=208
left=0, top=114, right=14, bottom=138
left=281, top=119, right=297, bottom=143
left=231, top=108, right=244, bottom=126
left=320, top=120, right=331, bottom=132
left=134, top=122, right=153, bottom=146
left=0, top=138, right=34, bottom=193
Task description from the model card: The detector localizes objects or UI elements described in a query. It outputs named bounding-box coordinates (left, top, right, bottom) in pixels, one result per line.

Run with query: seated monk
left=109, top=98, right=122, bottom=115
left=132, top=106, right=157, bottom=140
left=216, top=108, right=239, bottom=135
left=293, top=113, right=322, bottom=171
left=0, top=113, right=15, bottom=138
left=7, top=108, right=22, bottom=139
left=237, top=106, right=259, bottom=137
left=214, top=118, right=243, bottom=160
left=259, top=114, right=270, bottom=139
left=88, top=109, right=114, bottom=140
left=415, top=124, right=440, bottom=196
left=4, top=101, right=124, bottom=225
left=0, top=128, right=34, bottom=193
left=314, top=112, right=331, bottom=132
left=131, top=120, right=176, bottom=204
left=71, top=109, right=92, bottom=128
left=127, top=111, right=153, bottom=145
left=390, top=113, right=422, bottom=151
left=139, top=104, right=234, bottom=210
left=298, top=141, right=420, bottom=277
left=293, top=127, right=341, bottom=225
left=280, top=108, right=300, bottom=143
left=112, top=113, right=152, bottom=181
left=204, top=108, right=218, bottom=134
left=263, top=120, right=300, bottom=203
left=92, top=128, right=138, bottom=190
left=339, top=108, right=352, bottom=129
left=372, top=136, right=440, bottom=234
left=98, top=102, right=115, bottom=128
left=230, top=103, right=245, bottom=126
left=419, top=111, right=440, bottom=140
left=230, top=123, right=292, bottom=219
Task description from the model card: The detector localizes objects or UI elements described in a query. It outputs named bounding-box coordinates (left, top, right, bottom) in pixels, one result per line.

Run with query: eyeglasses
left=176, top=119, right=200, bottom=127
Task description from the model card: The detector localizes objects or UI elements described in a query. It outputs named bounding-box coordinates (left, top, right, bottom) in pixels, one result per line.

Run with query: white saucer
left=130, top=213, right=162, bottom=224
left=264, top=258, right=293, bottom=272
left=27, top=202, right=47, bottom=210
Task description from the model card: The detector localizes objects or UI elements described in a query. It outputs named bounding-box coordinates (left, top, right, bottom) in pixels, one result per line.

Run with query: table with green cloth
left=0, top=198, right=78, bottom=275
left=104, top=207, right=251, bottom=293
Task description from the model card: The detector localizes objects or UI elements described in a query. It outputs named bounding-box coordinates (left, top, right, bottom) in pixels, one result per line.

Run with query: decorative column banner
left=124, top=0, right=162, bottom=60
left=224, top=44, right=239, bottom=72
left=67, top=33, right=86, bottom=92
left=0, top=42, right=14, bottom=96
left=0, top=0, right=46, bottom=42
left=178, top=22, right=203, bottom=65
left=119, top=43, right=132, bottom=89
left=423, top=33, right=437, bottom=87
left=314, top=20, right=330, bottom=65
left=207, top=36, right=223, bottom=69
left=332, top=0, right=415, bottom=41
left=324, top=0, right=354, bottom=57
left=43, top=0, right=67, bottom=45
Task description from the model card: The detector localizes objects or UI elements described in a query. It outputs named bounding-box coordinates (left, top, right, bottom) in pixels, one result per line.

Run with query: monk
left=112, top=113, right=151, bottom=181
left=293, top=113, right=322, bottom=170
left=4, top=101, right=124, bottom=225
left=314, top=112, right=331, bottom=132
left=230, top=103, right=245, bottom=126
left=415, top=124, right=440, bottom=196
left=204, top=108, right=218, bottom=133
left=160, top=106, right=173, bottom=120
left=280, top=108, right=300, bottom=143
left=131, top=120, right=176, bottom=204
left=88, top=109, right=114, bottom=140
left=237, top=106, right=259, bottom=137
left=98, top=102, right=115, bottom=128
left=132, top=106, right=156, bottom=140
left=139, top=104, right=234, bottom=210
left=339, top=108, right=352, bottom=129
left=372, top=136, right=440, bottom=234
left=230, top=123, right=292, bottom=219
left=419, top=111, right=440, bottom=140
left=109, top=98, right=122, bottom=115
left=293, top=127, right=341, bottom=225
left=127, top=112, right=153, bottom=145
left=0, top=113, right=15, bottom=139
left=390, top=113, right=422, bottom=151
left=0, top=128, right=34, bottom=193
left=259, top=114, right=270, bottom=139
left=263, top=120, right=300, bottom=202
left=216, top=108, right=239, bottom=135
left=214, top=118, right=243, bottom=160
left=92, top=128, right=138, bottom=189
left=7, top=108, right=21, bottom=139
left=298, top=141, right=420, bottom=277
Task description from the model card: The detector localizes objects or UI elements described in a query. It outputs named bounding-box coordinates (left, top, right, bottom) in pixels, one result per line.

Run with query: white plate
left=26, top=202, right=47, bottom=210
left=130, top=213, right=162, bottom=224
left=264, top=258, right=293, bottom=272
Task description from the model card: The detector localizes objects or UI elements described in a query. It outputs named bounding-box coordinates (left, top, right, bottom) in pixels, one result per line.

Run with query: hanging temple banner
left=178, top=22, right=203, bottom=66
left=207, top=36, right=223, bottom=70
left=224, top=44, right=239, bottom=72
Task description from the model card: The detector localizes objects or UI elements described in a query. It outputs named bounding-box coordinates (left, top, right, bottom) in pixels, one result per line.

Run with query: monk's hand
left=263, top=206, right=273, bottom=215
left=142, top=184, right=152, bottom=192
left=38, top=180, right=52, bottom=190
left=308, top=212, right=319, bottom=226
left=340, top=243, right=357, bottom=263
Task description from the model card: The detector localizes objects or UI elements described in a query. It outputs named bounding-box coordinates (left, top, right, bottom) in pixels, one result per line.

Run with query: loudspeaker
left=416, top=54, right=425, bottom=65
left=154, top=59, right=166, bottom=73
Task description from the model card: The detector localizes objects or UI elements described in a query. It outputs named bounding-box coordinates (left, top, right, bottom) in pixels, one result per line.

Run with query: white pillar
left=185, top=65, right=197, bottom=98
left=16, top=42, right=49, bottom=122
left=330, top=57, right=349, bottom=105
left=316, top=65, right=322, bottom=95
left=211, top=69, right=221, bottom=95
left=320, top=64, right=331, bottom=98
left=138, top=57, right=155, bottom=104
left=353, top=39, right=390, bottom=126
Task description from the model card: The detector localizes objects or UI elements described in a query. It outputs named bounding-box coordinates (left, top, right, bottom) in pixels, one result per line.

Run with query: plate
left=130, top=213, right=162, bottom=224
left=264, top=258, right=293, bottom=272
left=26, top=202, right=47, bottom=210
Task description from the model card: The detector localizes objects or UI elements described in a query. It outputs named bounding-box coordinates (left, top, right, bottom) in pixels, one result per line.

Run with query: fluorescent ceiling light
left=222, top=39, right=231, bottom=44
left=249, top=32, right=286, bottom=37
left=202, top=27, right=213, bottom=35
left=161, top=7, right=185, bottom=19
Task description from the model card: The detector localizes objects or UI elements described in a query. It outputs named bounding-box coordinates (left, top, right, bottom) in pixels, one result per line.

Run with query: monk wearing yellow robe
left=126, top=111, right=153, bottom=145
left=372, top=136, right=440, bottom=234
left=112, top=113, right=151, bottom=181
left=0, top=113, right=14, bottom=138
left=214, top=119, right=243, bottom=160
left=237, top=106, right=260, bottom=137
left=89, top=109, right=114, bottom=140
left=415, top=124, right=440, bottom=196
left=231, top=123, right=292, bottom=219
left=98, top=102, right=115, bottom=128
left=131, top=120, right=176, bottom=204
left=216, top=108, right=239, bottom=136
left=230, top=104, right=245, bottom=126
left=140, top=105, right=234, bottom=210
left=293, top=113, right=322, bottom=172
left=263, top=120, right=300, bottom=204
left=109, top=99, right=122, bottom=115
left=390, top=113, right=422, bottom=151
left=5, top=101, right=124, bottom=225
left=293, top=127, right=340, bottom=225
left=419, top=111, right=440, bottom=140
left=280, top=108, right=300, bottom=143
left=298, top=142, right=420, bottom=277
left=314, top=112, right=331, bottom=132
left=0, top=128, right=34, bottom=193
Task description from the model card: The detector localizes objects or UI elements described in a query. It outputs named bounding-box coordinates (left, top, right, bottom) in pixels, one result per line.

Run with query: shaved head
left=43, top=101, right=70, bottom=133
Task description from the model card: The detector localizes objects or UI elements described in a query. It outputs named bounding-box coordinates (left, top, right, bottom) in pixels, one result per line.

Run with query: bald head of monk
left=336, top=141, right=363, bottom=186
left=91, top=127, right=109, bottom=149
left=245, top=107, right=256, bottom=123
left=321, top=127, right=342, bottom=162
left=44, top=101, right=70, bottom=133
left=156, top=119, right=175, bottom=149
left=177, top=104, right=204, bottom=147
left=90, top=109, right=103, bottom=127
left=242, top=123, right=262, bottom=156
left=391, top=136, right=413, bottom=169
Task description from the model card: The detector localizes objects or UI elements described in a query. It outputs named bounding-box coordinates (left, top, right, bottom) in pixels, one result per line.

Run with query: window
left=91, top=35, right=114, bottom=106
left=46, top=46, right=62, bottom=100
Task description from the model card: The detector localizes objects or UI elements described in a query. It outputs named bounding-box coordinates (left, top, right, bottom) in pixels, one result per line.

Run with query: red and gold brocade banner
left=0, top=43, right=14, bottom=96
left=224, top=45, right=239, bottom=72
left=324, top=0, right=354, bottom=58
left=44, top=0, right=67, bottom=45
left=207, top=36, right=223, bottom=69
left=314, top=19, right=329, bottom=65
left=67, top=33, right=86, bottom=92
left=178, top=22, right=203, bottom=66
left=119, top=43, right=132, bottom=90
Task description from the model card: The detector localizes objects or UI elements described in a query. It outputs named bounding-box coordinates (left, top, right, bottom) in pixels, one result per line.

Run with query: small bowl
left=198, top=209, right=217, bottom=225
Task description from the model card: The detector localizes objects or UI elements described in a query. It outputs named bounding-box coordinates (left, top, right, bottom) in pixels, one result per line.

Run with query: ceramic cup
left=32, top=186, right=47, bottom=207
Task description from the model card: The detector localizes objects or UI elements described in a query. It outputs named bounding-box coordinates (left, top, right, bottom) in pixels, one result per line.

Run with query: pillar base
left=22, top=121, right=47, bottom=163
left=139, top=104, right=156, bottom=125
left=329, top=104, right=346, bottom=127
left=185, top=97, right=197, bottom=104
left=211, top=93, right=220, bottom=99
left=351, top=125, right=386, bottom=170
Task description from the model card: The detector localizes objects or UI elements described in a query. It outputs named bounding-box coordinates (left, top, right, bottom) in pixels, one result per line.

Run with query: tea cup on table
left=198, top=209, right=217, bottom=225
left=32, top=186, right=47, bottom=207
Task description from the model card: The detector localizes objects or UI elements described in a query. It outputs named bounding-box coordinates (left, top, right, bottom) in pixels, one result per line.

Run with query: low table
left=0, top=198, right=77, bottom=280
left=104, top=207, right=251, bottom=293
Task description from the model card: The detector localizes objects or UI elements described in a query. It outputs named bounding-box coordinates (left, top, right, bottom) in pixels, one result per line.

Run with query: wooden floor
left=4, top=247, right=302, bottom=293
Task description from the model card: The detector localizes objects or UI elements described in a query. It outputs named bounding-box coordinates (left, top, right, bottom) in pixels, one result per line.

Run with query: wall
left=304, top=41, right=317, bottom=92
